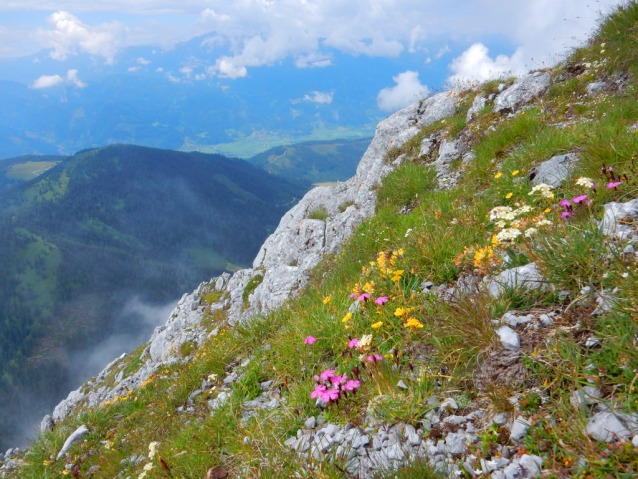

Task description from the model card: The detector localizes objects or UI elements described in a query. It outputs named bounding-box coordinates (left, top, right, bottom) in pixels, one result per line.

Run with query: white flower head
left=495, top=228, right=522, bottom=243
left=489, top=206, right=514, bottom=221
left=576, top=177, right=595, bottom=188
left=524, top=227, right=538, bottom=237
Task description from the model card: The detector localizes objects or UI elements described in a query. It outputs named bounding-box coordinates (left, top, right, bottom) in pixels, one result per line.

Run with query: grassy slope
left=14, top=3, right=638, bottom=478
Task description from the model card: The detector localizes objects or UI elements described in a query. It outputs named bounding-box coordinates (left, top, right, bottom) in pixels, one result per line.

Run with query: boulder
left=40, top=415, right=54, bottom=433
left=495, top=326, right=521, bottom=351
left=529, top=153, right=578, bottom=187
left=600, top=199, right=638, bottom=239
left=494, top=72, right=551, bottom=112
left=485, top=263, right=546, bottom=297
left=586, top=411, right=637, bottom=442
left=56, top=425, right=89, bottom=460
left=586, top=82, right=606, bottom=95
left=510, top=416, right=532, bottom=441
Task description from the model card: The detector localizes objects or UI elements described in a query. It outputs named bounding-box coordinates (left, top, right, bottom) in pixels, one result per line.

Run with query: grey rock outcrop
left=494, top=72, right=551, bottom=113
left=495, top=326, right=521, bottom=351
left=586, top=410, right=638, bottom=442
left=467, top=95, right=487, bottom=121
left=530, top=153, right=578, bottom=187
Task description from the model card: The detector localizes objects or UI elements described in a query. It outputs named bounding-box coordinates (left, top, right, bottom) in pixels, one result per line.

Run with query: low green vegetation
left=12, top=3, right=638, bottom=478
left=307, top=206, right=329, bottom=221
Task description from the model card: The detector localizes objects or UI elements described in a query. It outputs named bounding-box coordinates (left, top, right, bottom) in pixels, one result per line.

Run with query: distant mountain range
left=0, top=31, right=443, bottom=161
left=0, top=144, right=306, bottom=449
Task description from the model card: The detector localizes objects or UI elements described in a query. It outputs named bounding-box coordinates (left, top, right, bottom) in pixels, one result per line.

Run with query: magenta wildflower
left=374, top=296, right=389, bottom=305
left=348, top=338, right=360, bottom=348
left=321, top=389, right=340, bottom=402
left=313, top=374, right=320, bottom=382
left=573, top=195, right=588, bottom=203
left=357, top=293, right=371, bottom=302
left=320, top=369, right=336, bottom=381
left=311, top=385, right=327, bottom=399
left=348, top=293, right=358, bottom=299
left=304, top=336, right=317, bottom=345
left=559, top=199, right=571, bottom=207
left=366, top=354, right=383, bottom=362
left=343, top=379, right=361, bottom=391
left=561, top=211, right=572, bottom=218
left=585, top=199, right=593, bottom=205
left=330, top=374, right=347, bottom=385
left=607, top=181, right=622, bottom=188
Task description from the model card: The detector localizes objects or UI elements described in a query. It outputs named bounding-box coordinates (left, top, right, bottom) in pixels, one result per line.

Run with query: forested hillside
left=0, top=144, right=306, bottom=449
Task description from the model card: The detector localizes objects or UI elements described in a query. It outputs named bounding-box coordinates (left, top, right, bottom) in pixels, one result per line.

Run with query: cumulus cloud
left=448, top=43, right=526, bottom=82
left=294, top=52, right=333, bottom=69
left=377, top=70, right=429, bottom=112
left=30, top=74, right=64, bottom=89
left=303, top=91, right=334, bottom=104
left=136, top=57, right=151, bottom=64
left=40, top=11, right=129, bottom=64
left=30, top=69, right=86, bottom=88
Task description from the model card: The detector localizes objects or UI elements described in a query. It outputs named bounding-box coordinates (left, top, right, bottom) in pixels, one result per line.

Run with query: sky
left=0, top=0, right=626, bottom=112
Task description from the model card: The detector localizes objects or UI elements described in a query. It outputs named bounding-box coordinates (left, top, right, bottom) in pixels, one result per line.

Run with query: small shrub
left=338, top=200, right=354, bottom=212
left=179, top=341, right=197, bottom=358
left=242, top=274, right=264, bottom=307
left=307, top=206, right=329, bottom=221
left=202, top=290, right=224, bottom=304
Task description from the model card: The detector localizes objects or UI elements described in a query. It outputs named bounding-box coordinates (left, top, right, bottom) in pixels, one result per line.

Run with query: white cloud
left=0, top=0, right=628, bottom=81
left=409, top=26, right=427, bottom=53
left=30, top=74, right=64, bottom=89
left=30, top=69, right=86, bottom=88
left=303, top=91, right=334, bottom=104
left=155, top=67, right=163, bottom=72
left=179, top=66, right=193, bottom=77
left=128, top=66, right=140, bottom=72
left=448, top=43, right=526, bottom=82
left=424, top=57, right=432, bottom=64
left=435, top=45, right=451, bottom=59
left=41, top=11, right=129, bottom=64
left=294, top=52, right=333, bottom=69
left=66, top=69, right=87, bottom=87
left=377, top=70, right=429, bottom=112
left=136, top=57, right=151, bottom=64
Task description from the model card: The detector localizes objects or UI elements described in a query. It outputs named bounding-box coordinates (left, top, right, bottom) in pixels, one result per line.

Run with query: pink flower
left=374, top=296, right=389, bottom=305
left=348, top=293, right=358, bottom=300
left=348, top=338, right=360, bottom=348
left=357, top=293, right=371, bottom=302
left=313, top=375, right=320, bottom=382
left=320, top=369, right=335, bottom=381
left=560, top=199, right=571, bottom=207
left=607, top=181, right=622, bottom=189
left=561, top=211, right=572, bottom=218
left=366, top=354, right=383, bottom=362
left=321, top=389, right=340, bottom=402
left=585, top=199, right=593, bottom=205
left=343, top=380, right=361, bottom=391
left=311, top=385, right=326, bottom=399
left=304, top=336, right=317, bottom=345
left=573, top=195, right=588, bottom=203
left=330, top=374, right=347, bottom=385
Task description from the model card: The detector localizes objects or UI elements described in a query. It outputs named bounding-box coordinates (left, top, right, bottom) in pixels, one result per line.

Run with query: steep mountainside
left=0, top=144, right=306, bottom=450
left=5, top=3, right=638, bottom=479
left=247, top=137, right=372, bottom=185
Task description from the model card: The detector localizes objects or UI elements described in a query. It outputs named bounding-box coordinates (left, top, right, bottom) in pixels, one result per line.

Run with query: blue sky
left=0, top=1, right=625, bottom=112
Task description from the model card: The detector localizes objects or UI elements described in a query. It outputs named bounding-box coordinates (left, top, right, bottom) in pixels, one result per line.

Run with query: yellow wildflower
left=391, top=270, right=404, bottom=281
left=342, top=312, right=352, bottom=323
left=404, top=317, right=424, bottom=328
left=394, top=307, right=408, bottom=317
left=505, top=192, right=513, bottom=199
left=371, top=321, right=384, bottom=329
left=323, top=296, right=331, bottom=304
left=362, top=282, right=376, bottom=294
left=494, top=172, right=502, bottom=179
left=512, top=170, right=519, bottom=176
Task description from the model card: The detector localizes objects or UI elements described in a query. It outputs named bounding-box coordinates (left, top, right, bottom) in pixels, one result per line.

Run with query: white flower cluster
left=524, top=227, right=538, bottom=237
left=358, top=334, right=372, bottom=348
left=576, top=177, right=595, bottom=188
left=489, top=206, right=515, bottom=221
left=528, top=183, right=554, bottom=199
left=495, top=228, right=522, bottom=243
left=535, top=219, right=553, bottom=227
left=148, top=442, right=159, bottom=459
